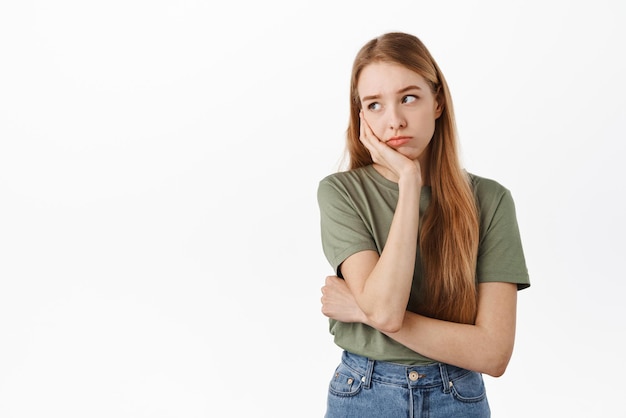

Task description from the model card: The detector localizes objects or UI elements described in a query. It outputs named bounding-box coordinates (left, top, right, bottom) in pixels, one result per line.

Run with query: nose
left=388, top=106, right=406, bottom=131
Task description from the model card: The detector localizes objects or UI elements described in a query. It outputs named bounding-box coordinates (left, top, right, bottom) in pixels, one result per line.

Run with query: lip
left=385, top=136, right=411, bottom=147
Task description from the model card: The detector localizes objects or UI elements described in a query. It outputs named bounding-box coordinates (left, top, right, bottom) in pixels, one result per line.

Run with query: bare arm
left=384, top=282, right=517, bottom=377
left=340, top=181, right=419, bottom=332
left=321, top=277, right=518, bottom=377
left=340, top=113, right=422, bottom=333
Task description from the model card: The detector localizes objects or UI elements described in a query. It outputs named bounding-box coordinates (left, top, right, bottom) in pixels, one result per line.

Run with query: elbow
left=366, top=311, right=405, bottom=334
left=482, top=350, right=513, bottom=378
left=484, top=361, right=508, bottom=378
left=474, top=328, right=515, bottom=377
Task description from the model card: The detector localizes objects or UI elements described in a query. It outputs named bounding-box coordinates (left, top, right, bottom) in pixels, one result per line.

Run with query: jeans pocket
left=328, top=362, right=363, bottom=398
left=449, top=371, right=487, bottom=403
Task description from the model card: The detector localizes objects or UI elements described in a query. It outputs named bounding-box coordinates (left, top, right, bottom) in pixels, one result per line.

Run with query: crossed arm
left=323, top=112, right=520, bottom=377
left=321, top=266, right=518, bottom=377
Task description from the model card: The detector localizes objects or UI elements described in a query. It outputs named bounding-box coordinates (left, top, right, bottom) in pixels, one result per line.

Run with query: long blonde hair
left=346, top=32, right=479, bottom=324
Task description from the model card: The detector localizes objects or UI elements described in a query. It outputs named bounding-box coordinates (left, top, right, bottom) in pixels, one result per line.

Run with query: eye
left=367, top=102, right=381, bottom=111
left=402, top=95, right=418, bottom=104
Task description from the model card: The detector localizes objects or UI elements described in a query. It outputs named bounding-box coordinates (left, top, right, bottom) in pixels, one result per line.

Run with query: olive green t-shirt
left=317, top=164, right=530, bottom=365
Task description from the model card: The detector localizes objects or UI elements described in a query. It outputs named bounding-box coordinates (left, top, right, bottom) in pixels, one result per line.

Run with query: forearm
left=348, top=178, right=421, bottom=331
left=382, top=313, right=511, bottom=376
left=321, top=278, right=517, bottom=377
left=377, top=283, right=518, bottom=377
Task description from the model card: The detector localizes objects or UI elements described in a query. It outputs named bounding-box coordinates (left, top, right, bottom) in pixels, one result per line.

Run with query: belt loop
left=362, top=358, right=375, bottom=389
left=439, top=363, right=451, bottom=394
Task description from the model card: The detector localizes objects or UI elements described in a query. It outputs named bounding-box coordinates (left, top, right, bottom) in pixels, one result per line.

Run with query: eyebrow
left=361, top=85, right=423, bottom=102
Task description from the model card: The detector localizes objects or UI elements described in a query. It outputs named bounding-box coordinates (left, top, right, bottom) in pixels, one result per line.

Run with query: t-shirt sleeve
left=476, top=186, right=530, bottom=290
left=317, top=177, right=378, bottom=276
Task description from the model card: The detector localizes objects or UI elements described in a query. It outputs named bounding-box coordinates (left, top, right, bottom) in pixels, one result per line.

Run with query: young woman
left=317, top=32, right=530, bottom=417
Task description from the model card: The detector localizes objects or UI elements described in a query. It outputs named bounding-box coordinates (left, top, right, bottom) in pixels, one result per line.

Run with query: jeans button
left=409, top=371, right=419, bottom=381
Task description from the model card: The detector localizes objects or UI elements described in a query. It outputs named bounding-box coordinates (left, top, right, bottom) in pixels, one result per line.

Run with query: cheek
left=415, top=113, right=437, bottom=132
left=370, top=119, right=387, bottom=139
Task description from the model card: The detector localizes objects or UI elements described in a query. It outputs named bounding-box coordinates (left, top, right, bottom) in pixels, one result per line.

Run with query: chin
left=399, top=149, right=422, bottom=160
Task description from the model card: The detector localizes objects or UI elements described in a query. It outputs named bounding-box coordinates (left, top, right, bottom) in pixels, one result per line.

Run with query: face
left=357, top=62, right=442, bottom=163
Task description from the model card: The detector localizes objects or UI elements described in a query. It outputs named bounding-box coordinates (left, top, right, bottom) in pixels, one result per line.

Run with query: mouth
left=385, top=136, right=411, bottom=147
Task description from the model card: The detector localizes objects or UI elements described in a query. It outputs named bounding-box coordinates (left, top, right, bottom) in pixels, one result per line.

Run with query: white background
left=1, top=0, right=625, bottom=417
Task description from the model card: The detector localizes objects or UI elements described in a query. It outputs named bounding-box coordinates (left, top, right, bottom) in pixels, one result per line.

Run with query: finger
left=359, top=112, right=379, bottom=158
left=361, top=114, right=391, bottom=164
left=359, top=111, right=373, bottom=146
left=360, top=112, right=373, bottom=140
left=360, top=111, right=383, bottom=143
left=359, top=111, right=368, bottom=145
left=327, top=275, right=343, bottom=286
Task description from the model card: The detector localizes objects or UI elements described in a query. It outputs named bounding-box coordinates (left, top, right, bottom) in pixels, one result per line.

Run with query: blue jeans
left=325, top=351, right=490, bottom=418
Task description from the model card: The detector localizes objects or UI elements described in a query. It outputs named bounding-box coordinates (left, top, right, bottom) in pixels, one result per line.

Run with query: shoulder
left=467, top=171, right=522, bottom=222
left=318, top=166, right=372, bottom=198
left=467, top=172, right=513, bottom=207
left=319, top=166, right=371, bottom=188
left=467, top=172, right=522, bottom=232
left=468, top=172, right=510, bottom=196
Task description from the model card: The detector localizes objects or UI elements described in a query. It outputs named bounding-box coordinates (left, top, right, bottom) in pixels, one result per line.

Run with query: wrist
left=397, top=165, right=422, bottom=187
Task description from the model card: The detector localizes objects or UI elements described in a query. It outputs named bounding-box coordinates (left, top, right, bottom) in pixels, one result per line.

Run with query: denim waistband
left=341, top=350, right=474, bottom=391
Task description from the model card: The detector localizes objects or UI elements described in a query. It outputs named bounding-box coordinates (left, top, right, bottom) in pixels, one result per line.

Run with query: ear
left=434, top=89, right=444, bottom=119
